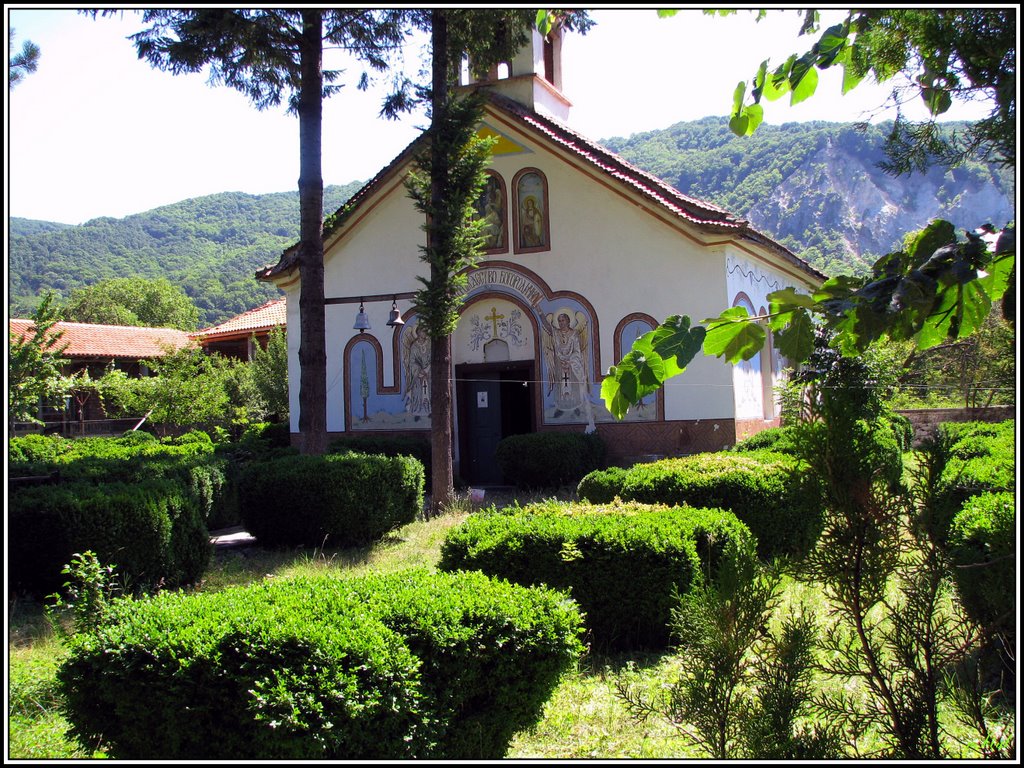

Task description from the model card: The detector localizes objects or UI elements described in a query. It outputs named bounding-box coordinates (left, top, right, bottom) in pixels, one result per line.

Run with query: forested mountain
left=9, top=184, right=362, bottom=326
left=9, top=118, right=1013, bottom=325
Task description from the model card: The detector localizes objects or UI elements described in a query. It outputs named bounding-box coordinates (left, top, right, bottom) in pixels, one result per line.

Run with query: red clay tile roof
left=9, top=319, right=192, bottom=359
left=193, top=298, right=286, bottom=341
left=256, top=90, right=826, bottom=283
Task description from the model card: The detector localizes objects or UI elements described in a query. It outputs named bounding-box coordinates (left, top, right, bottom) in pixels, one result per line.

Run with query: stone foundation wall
left=896, top=406, right=1016, bottom=447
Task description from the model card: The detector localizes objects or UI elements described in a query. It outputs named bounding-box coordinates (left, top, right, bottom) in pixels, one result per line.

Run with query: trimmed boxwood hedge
left=439, top=500, right=752, bottom=651
left=327, top=434, right=432, bottom=489
left=238, top=452, right=424, bottom=548
left=578, top=450, right=820, bottom=560
left=57, top=568, right=584, bottom=760
left=928, top=420, right=1016, bottom=542
left=8, top=478, right=210, bottom=596
left=495, top=431, right=605, bottom=489
left=9, top=431, right=238, bottom=530
left=947, top=491, right=1016, bottom=636
left=729, top=425, right=800, bottom=455
left=575, top=466, right=630, bottom=503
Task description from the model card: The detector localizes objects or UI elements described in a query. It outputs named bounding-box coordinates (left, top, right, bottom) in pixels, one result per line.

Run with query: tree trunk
left=428, top=9, right=455, bottom=514
left=296, top=10, right=328, bottom=455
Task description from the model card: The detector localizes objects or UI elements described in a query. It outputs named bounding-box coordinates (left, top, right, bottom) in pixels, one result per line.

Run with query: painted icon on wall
left=401, top=320, right=431, bottom=420
left=475, top=172, right=507, bottom=251
left=515, top=170, right=548, bottom=250
left=541, top=308, right=592, bottom=429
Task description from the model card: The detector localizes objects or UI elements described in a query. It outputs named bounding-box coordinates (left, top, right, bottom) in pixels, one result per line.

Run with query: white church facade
left=257, top=26, right=825, bottom=483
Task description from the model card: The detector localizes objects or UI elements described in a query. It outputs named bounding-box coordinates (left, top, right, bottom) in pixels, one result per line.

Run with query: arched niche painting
left=474, top=171, right=507, bottom=253
left=731, top=294, right=763, bottom=419
left=539, top=302, right=593, bottom=427
left=513, top=168, right=550, bottom=253
left=346, top=331, right=430, bottom=431
left=613, top=317, right=660, bottom=422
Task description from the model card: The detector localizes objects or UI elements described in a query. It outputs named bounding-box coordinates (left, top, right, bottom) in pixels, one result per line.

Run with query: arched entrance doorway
left=453, top=295, right=538, bottom=485
left=456, top=362, right=534, bottom=485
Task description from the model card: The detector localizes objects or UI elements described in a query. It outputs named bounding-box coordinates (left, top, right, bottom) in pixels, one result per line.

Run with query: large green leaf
left=729, top=103, right=764, bottom=137
left=816, top=23, right=850, bottom=67
left=650, top=315, right=706, bottom=378
left=906, top=219, right=957, bottom=267
left=702, top=306, right=766, bottom=363
left=730, top=81, right=746, bottom=117
left=601, top=315, right=705, bottom=420
left=789, top=55, right=819, bottom=105
left=773, top=308, right=816, bottom=363
left=922, top=86, right=953, bottom=116
left=978, top=252, right=1015, bottom=300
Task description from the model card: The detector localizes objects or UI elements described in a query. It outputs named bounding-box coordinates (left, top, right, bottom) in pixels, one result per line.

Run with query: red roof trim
left=256, top=91, right=825, bottom=283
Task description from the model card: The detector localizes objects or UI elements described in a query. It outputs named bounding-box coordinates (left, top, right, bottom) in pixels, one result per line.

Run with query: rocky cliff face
left=605, top=118, right=1014, bottom=276
left=745, top=135, right=1014, bottom=272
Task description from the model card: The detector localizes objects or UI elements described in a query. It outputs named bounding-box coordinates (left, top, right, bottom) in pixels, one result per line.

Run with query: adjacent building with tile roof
left=8, top=319, right=192, bottom=372
left=8, top=318, right=194, bottom=429
left=256, top=24, right=825, bottom=478
left=191, top=298, right=286, bottom=360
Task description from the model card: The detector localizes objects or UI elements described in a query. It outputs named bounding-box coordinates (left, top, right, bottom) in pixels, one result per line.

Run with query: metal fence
left=10, top=418, right=146, bottom=438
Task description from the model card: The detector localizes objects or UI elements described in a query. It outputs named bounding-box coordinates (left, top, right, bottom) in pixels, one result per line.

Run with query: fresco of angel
left=541, top=309, right=592, bottom=421
left=401, top=321, right=431, bottom=420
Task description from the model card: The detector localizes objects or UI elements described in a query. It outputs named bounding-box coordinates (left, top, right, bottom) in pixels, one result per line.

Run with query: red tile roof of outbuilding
left=193, top=298, right=286, bottom=341
left=8, top=319, right=193, bottom=359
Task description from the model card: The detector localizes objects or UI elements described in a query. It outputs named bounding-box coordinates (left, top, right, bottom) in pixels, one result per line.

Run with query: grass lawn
left=6, top=487, right=1015, bottom=759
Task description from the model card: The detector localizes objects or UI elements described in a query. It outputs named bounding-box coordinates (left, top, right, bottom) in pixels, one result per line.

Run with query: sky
left=6, top=6, right=995, bottom=226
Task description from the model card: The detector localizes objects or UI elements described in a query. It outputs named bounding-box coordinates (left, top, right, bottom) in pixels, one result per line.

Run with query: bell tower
left=461, top=23, right=572, bottom=123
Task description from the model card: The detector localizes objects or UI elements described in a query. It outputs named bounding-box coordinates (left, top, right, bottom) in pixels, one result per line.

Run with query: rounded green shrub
left=730, top=426, right=799, bottom=455
left=8, top=433, right=73, bottom=465
left=616, top=450, right=821, bottom=559
left=328, top=434, right=432, bottom=489
left=576, top=466, right=630, bottom=503
left=947, top=491, right=1016, bottom=635
left=928, top=420, right=1016, bottom=542
left=9, top=432, right=236, bottom=531
left=116, top=429, right=159, bottom=446
left=439, top=500, right=752, bottom=651
left=495, top=431, right=605, bottom=489
left=8, top=478, right=210, bottom=596
left=239, top=452, right=424, bottom=548
left=57, top=569, right=584, bottom=760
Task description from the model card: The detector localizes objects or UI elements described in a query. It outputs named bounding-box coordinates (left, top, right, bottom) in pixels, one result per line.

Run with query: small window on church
left=543, top=37, right=555, bottom=84
left=513, top=168, right=550, bottom=253
left=474, top=171, right=507, bottom=253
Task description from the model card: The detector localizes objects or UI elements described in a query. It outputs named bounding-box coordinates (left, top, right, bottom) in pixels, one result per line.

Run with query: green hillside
left=8, top=184, right=362, bottom=326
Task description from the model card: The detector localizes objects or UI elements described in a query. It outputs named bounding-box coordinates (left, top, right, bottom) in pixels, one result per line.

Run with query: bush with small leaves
left=9, top=478, right=209, bottom=596
left=439, top=499, right=751, bottom=651
left=57, top=569, right=584, bottom=760
left=495, top=431, right=606, bottom=489
left=576, top=465, right=630, bottom=503
left=616, top=450, right=821, bottom=559
left=947, top=491, right=1016, bottom=637
left=239, top=452, right=424, bottom=548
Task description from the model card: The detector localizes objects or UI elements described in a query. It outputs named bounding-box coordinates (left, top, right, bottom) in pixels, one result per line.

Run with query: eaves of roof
left=192, top=298, right=287, bottom=341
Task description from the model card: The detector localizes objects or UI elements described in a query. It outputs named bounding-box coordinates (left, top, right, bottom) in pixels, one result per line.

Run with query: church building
left=257, top=25, right=826, bottom=484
